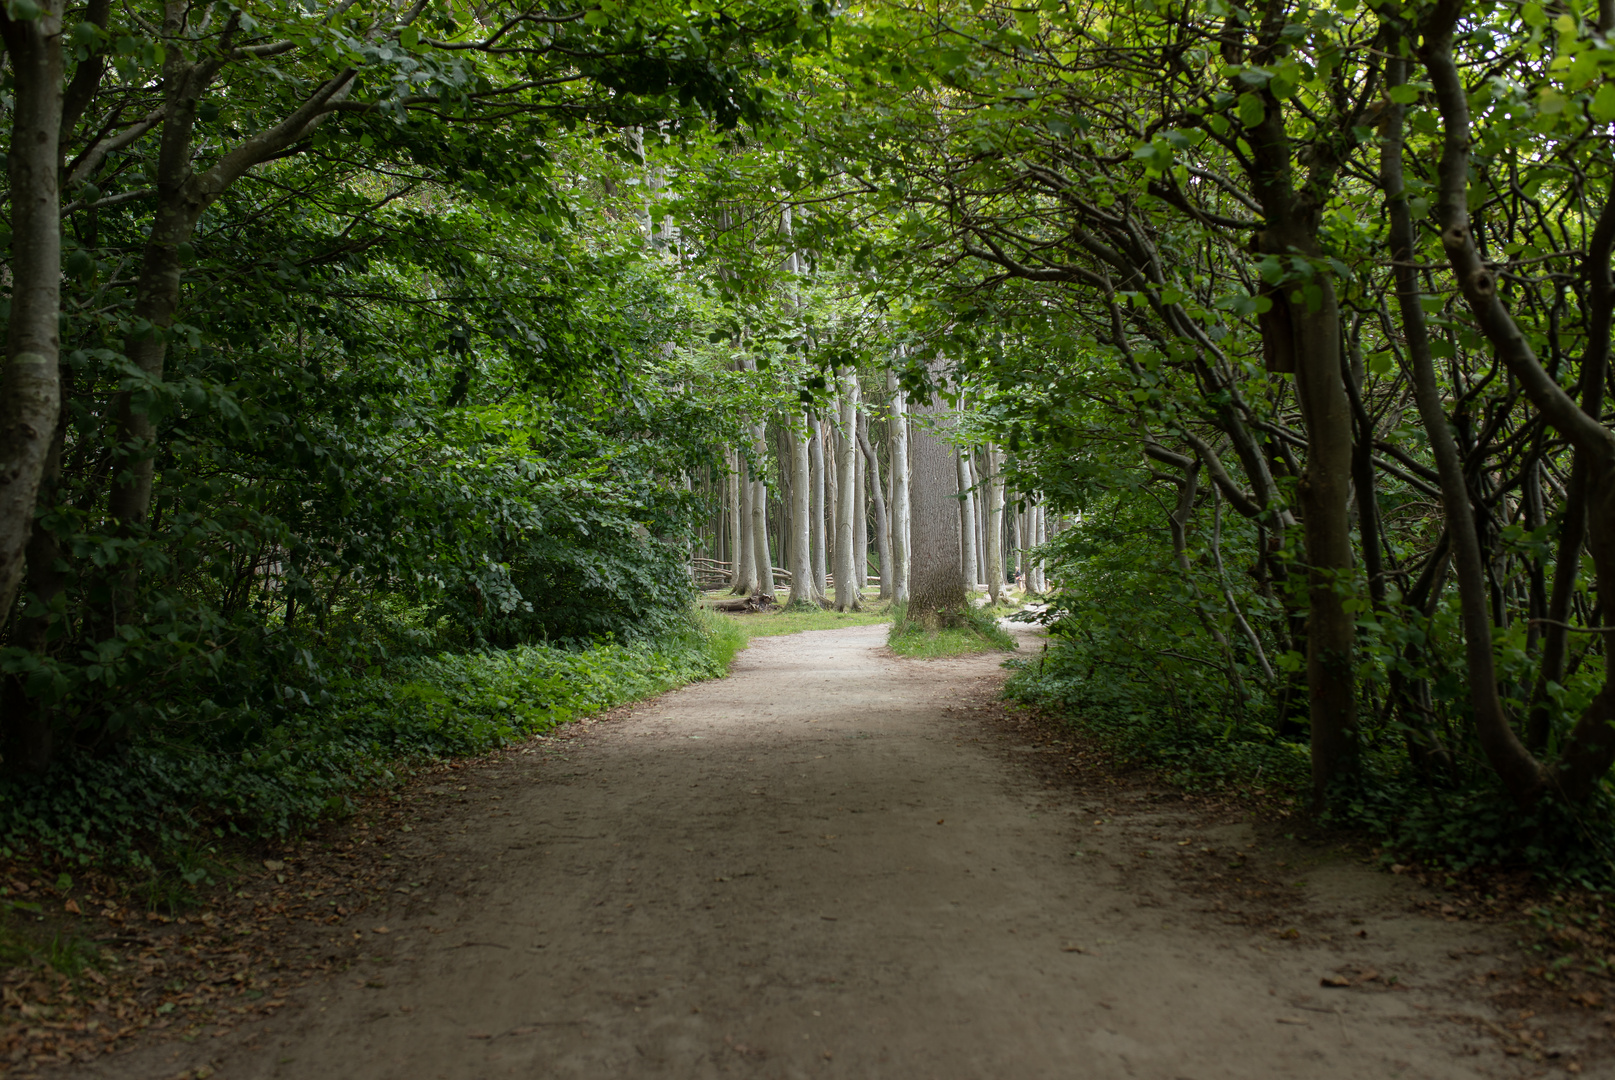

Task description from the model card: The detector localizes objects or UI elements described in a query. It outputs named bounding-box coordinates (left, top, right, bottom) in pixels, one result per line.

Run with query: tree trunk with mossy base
left=907, top=372, right=966, bottom=624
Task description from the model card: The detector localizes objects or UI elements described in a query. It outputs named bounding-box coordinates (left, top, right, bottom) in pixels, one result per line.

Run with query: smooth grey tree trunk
left=727, top=451, right=744, bottom=590
left=787, top=425, right=817, bottom=607
left=1006, top=490, right=1020, bottom=588
left=956, top=450, right=979, bottom=590
left=0, top=1, right=66, bottom=640
left=734, top=450, right=757, bottom=595
left=908, top=373, right=966, bottom=619
left=856, top=414, right=892, bottom=600
left=834, top=372, right=862, bottom=611
left=1031, top=501, right=1046, bottom=592
left=810, top=416, right=827, bottom=597
left=825, top=421, right=838, bottom=590
left=854, top=424, right=867, bottom=592
left=887, top=370, right=910, bottom=603
left=751, top=423, right=774, bottom=598
left=839, top=371, right=865, bottom=606
left=985, top=445, right=1005, bottom=603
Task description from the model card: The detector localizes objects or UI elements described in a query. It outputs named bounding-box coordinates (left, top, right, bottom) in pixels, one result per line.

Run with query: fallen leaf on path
left=1321, top=976, right=1351, bottom=988
left=1060, top=945, right=1087, bottom=953
left=372, top=926, right=391, bottom=934
left=1276, top=1017, right=1309, bottom=1025
left=936, top=819, right=945, bottom=825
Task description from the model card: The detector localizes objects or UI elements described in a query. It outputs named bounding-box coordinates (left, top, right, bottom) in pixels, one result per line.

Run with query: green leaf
left=1592, top=83, right=1615, bottom=122
left=1236, top=92, right=1266, bottom=129
left=1388, top=84, right=1420, bottom=105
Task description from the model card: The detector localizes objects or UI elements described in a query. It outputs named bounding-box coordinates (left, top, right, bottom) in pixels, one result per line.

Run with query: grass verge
left=0, top=607, right=745, bottom=886
left=706, top=592, right=896, bottom=637
left=888, top=602, right=1018, bottom=658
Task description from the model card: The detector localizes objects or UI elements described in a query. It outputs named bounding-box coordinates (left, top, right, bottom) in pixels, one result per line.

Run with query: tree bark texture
left=787, top=426, right=817, bottom=607
left=1421, top=8, right=1615, bottom=802
left=854, top=421, right=867, bottom=591
left=956, top=449, right=978, bottom=588
left=733, top=450, right=757, bottom=595
left=907, top=373, right=966, bottom=618
left=0, top=1, right=66, bottom=647
left=985, top=445, right=1005, bottom=602
left=751, top=423, right=774, bottom=598
left=1244, top=65, right=1360, bottom=807
left=810, top=416, right=827, bottom=597
left=834, top=373, right=862, bottom=611
left=886, top=371, right=910, bottom=604
left=856, top=412, right=892, bottom=600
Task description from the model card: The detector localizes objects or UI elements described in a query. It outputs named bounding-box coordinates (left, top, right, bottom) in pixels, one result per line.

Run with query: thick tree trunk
left=733, top=450, right=757, bottom=595
left=854, top=423, right=867, bottom=592
left=1421, top=13, right=1615, bottom=802
left=956, top=450, right=979, bottom=589
left=856, top=414, right=892, bottom=600
left=825, top=421, right=838, bottom=590
left=727, top=451, right=746, bottom=592
left=751, top=424, right=774, bottom=598
left=810, top=416, right=828, bottom=597
left=787, top=426, right=817, bottom=608
left=1242, top=72, right=1361, bottom=808
left=1288, top=285, right=1360, bottom=807
left=887, top=371, right=911, bottom=603
left=1, top=403, right=65, bottom=771
left=834, top=373, right=862, bottom=611
left=0, top=2, right=65, bottom=641
left=908, top=373, right=966, bottom=619
left=985, top=445, right=1005, bottom=602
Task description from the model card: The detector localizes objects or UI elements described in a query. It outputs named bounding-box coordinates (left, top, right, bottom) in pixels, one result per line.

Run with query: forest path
left=99, top=624, right=1532, bottom=1079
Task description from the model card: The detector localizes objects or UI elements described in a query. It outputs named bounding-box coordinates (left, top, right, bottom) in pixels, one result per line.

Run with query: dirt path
left=87, top=625, right=1549, bottom=1079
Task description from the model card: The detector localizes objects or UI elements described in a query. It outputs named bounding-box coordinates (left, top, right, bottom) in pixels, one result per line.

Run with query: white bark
left=734, top=450, right=758, bottom=595
left=956, top=450, right=979, bottom=590
left=825, top=421, right=837, bottom=584
left=727, top=451, right=743, bottom=586
left=854, top=424, right=867, bottom=590
left=1033, top=501, right=1047, bottom=592
left=751, top=423, right=774, bottom=597
left=985, top=445, right=1005, bottom=603
left=908, top=365, right=966, bottom=617
left=856, top=413, right=892, bottom=600
left=810, top=415, right=828, bottom=596
left=887, top=370, right=910, bottom=603
left=833, top=371, right=862, bottom=611
left=787, top=425, right=816, bottom=607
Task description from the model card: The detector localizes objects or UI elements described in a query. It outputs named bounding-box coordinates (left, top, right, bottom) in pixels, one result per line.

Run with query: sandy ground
left=81, top=624, right=1557, bottom=1079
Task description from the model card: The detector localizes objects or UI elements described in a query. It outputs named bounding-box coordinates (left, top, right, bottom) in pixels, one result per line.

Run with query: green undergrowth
left=1005, top=650, right=1311, bottom=796
left=888, top=602, right=1018, bottom=659
left=1005, top=639, right=1615, bottom=887
left=0, top=609, right=745, bottom=882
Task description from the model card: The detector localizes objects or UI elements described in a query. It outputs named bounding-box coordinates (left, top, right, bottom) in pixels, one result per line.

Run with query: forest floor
left=37, top=623, right=1609, bottom=1079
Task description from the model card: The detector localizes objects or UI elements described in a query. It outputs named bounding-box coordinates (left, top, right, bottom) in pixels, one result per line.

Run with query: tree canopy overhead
left=5, top=0, right=1615, bottom=880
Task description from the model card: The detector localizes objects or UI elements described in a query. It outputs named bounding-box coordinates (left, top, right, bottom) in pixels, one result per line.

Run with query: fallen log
left=711, top=593, right=780, bottom=613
